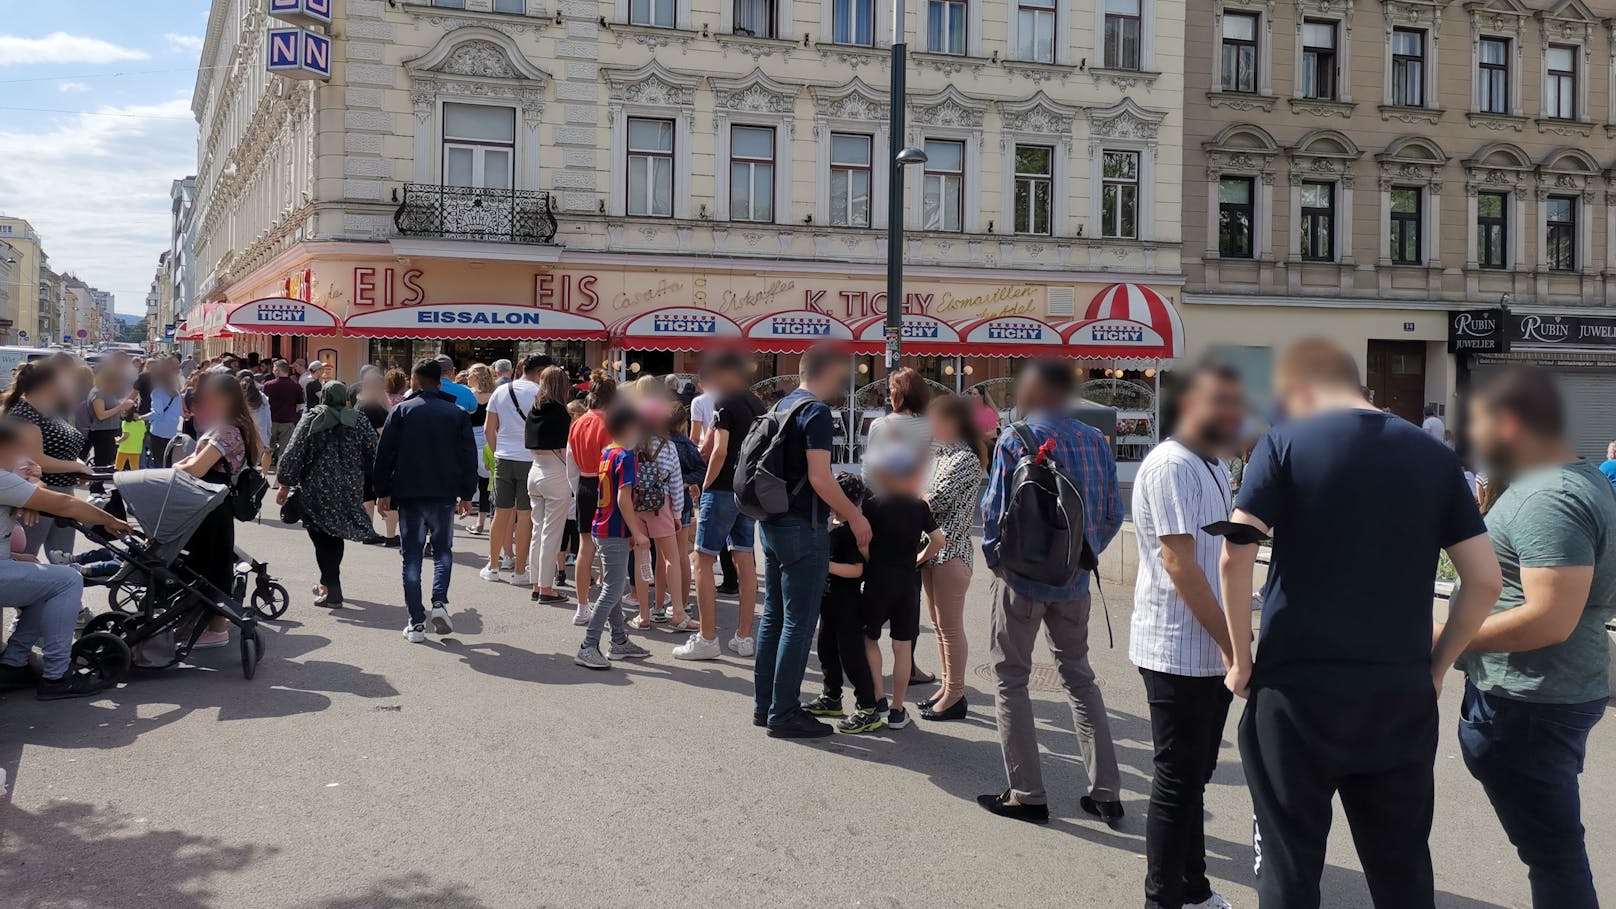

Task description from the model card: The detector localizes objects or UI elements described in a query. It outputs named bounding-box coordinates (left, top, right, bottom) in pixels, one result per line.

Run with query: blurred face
left=881, top=467, right=922, bottom=498
left=1181, top=373, right=1246, bottom=450
left=928, top=406, right=959, bottom=444
left=1466, top=397, right=1521, bottom=479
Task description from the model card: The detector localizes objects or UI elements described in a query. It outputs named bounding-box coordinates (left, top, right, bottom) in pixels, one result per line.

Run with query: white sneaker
left=508, top=572, right=531, bottom=586
left=572, top=608, right=593, bottom=626
left=672, top=635, right=721, bottom=661
left=429, top=603, right=453, bottom=635
left=1185, top=892, right=1233, bottom=909
left=479, top=565, right=501, bottom=582
left=499, top=555, right=516, bottom=571
left=47, top=549, right=73, bottom=566
left=727, top=635, right=756, bottom=657
left=403, top=623, right=427, bottom=644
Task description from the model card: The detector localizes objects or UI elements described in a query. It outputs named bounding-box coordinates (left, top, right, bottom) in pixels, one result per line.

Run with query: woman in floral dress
left=276, top=382, right=378, bottom=608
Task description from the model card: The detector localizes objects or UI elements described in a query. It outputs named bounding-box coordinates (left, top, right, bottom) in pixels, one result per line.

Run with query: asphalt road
left=1, top=517, right=1611, bottom=908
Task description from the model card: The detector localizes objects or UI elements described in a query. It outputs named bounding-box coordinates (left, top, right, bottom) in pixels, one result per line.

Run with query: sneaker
left=403, top=623, right=427, bottom=644
left=837, top=707, right=886, bottom=734
left=47, top=549, right=73, bottom=566
left=429, top=603, right=453, bottom=635
left=608, top=639, right=652, bottom=661
left=0, top=661, right=41, bottom=691
left=193, top=629, right=230, bottom=649
left=509, top=572, right=531, bottom=586
left=382, top=535, right=402, bottom=548
left=887, top=707, right=912, bottom=729
left=765, top=709, right=833, bottom=739
left=499, top=555, right=516, bottom=571
left=715, top=582, right=740, bottom=596
left=36, top=674, right=104, bottom=701
left=727, top=635, right=755, bottom=657
left=1184, top=893, right=1233, bottom=909
left=574, top=646, right=610, bottom=670
left=672, top=635, right=721, bottom=661
left=479, top=565, right=502, bottom=582
left=802, top=694, right=844, bottom=717
left=572, top=608, right=593, bottom=626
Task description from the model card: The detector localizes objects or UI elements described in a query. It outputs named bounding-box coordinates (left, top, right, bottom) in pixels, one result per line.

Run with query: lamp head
left=895, top=147, right=928, bottom=167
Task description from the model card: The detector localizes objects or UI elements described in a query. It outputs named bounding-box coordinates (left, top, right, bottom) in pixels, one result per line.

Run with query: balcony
left=393, top=184, right=558, bottom=245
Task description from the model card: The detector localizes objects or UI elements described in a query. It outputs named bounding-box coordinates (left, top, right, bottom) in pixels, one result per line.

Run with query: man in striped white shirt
left=1130, top=361, right=1246, bottom=909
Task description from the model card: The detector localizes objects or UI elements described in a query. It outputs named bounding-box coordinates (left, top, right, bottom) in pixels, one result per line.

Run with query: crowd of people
left=0, top=336, right=1609, bottom=908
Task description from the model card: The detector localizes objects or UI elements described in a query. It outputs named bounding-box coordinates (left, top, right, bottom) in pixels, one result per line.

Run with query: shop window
left=1299, top=180, right=1333, bottom=261
left=1103, top=0, right=1141, bottom=70
left=729, top=125, right=776, bottom=223
left=1391, top=28, right=1424, bottom=107
left=1477, top=191, right=1507, bottom=268
left=626, top=117, right=675, bottom=217
left=1546, top=195, right=1576, bottom=271
left=922, top=138, right=965, bottom=232
left=832, top=0, right=874, bottom=45
left=1100, top=150, right=1138, bottom=239
left=442, top=103, right=514, bottom=190
left=1218, top=176, right=1254, bottom=257
left=1389, top=186, right=1422, bottom=264
left=1220, top=13, right=1258, bottom=93
left=927, top=0, right=967, bottom=54
left=1013, top=144, right=1054, bottom=235
left=829, top=133, right=873, bottom=227
left=1545, top=45, right=1577, bottom=119
left=630, top=0, right=676, bottom=27
left=1300, top=20, right=1336, bottom=100
left=734, top=0, right=777, bottom=36
left=1016, top=0, right=1055, bottom=63
left=1477, top=37, right=1509, bottom=113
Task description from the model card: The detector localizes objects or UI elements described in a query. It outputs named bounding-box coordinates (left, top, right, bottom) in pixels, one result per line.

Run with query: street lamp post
left=885, top=0, right=927, bottom=371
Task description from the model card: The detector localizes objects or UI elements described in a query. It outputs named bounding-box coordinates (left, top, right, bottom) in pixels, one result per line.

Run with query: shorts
left=695, top=489, right=755, bottom=556
left=639, top=501, right=678, bottom=539
left=492, top=457, right=533, bottom=510
left=575, top=476, right=600, bottom=527
left=861, top=576, right=921, bottom=642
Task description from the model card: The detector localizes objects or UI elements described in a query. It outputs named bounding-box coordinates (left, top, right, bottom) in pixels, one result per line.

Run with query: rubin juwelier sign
left=1449, top=308, right=1616, bottom=354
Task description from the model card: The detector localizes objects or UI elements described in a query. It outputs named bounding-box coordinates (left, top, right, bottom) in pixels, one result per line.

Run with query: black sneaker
left=802, top=694, right=844, bottom=717
left=0, top=662, right=40, bottom=691
left=837, top=706, right=885, bottom=734
left=382, top=536, right=402, bottom=548
left=36, top=674, right=104, bottom=701
left=887, top=707, right=912, bottom=729
left=715, top=582, right=740, bottom=596
left=977, top=790, right=1050, bottom=825
left=1081, top=796, right=1125, bottom=827
left=534, top=592, right=567, bottom=605
left=752, top=710, right=767, bottom=728
left=766, top=709, right=833, bottom=739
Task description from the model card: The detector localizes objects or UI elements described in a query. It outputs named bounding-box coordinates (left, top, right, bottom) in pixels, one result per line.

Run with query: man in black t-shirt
left=1219, top=339, right=1502, bottom=908
left=674, top=352, right=765, bottom=662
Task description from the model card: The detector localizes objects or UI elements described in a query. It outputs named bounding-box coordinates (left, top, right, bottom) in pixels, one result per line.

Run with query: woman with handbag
left=275, top=382, right=379, bottom=608
left=175, top=373, right=262, bottom=648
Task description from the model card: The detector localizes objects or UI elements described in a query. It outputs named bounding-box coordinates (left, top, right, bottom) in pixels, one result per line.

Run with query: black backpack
left=992, top=421, right=1098, bottom=587
left=733, top=397, right=815, bottom=522
left=229, top=465, right=270, bottom=522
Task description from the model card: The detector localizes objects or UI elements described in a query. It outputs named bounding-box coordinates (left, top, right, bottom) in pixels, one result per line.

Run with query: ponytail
left=2, top=360, right=58, bottom=413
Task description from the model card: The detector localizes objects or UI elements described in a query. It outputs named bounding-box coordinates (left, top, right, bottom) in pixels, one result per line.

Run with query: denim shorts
left=695, top=489, right=755, bottom=556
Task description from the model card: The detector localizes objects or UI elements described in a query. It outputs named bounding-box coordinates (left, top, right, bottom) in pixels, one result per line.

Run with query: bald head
left=1274, top=338, right=1370, bottom=419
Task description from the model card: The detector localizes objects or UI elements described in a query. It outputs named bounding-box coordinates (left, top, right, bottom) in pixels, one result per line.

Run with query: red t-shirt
left=262, top=376, right=303, bottom=424
left=568, top=408, right=612, bottom=477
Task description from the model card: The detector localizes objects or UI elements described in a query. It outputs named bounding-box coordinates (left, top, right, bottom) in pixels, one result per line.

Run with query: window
left=1100, top=150, right=1139, bottom=238
left=1391, top=29, right=1424, bottom=106
left=1220, top=13, right=1258, bottom=93
left=927, top=0, right=967, bottom=54
left=833, top=0, right=874, bottom=45
left=1546, top=45, right=1577, bottom=119
left=1017, top=0, right=1055, bottom=63
left=626, top=117, right=674, bottom=217
left=729, top=126, right=776, bottom=222
left=1477, top=190, right=1507, bottom=268
left=1300, top=20, right=1336, bottom=100
left=630, top=0, right=676, bottom=27
left=1547, top=195, right=1576, bottom=271
left=734, top=0, right=776, bottom=36
left=442, top=103, right=514, bottom=190
left=493, top=0, right=525, bottom=12
left=431, top=0, right=466, bottom=7
left=1103, top=0, right=1141, bottom=70
left=829, top=133, right=872, bottom=227
left=921, top=139, right=964, bottom=232
left=1218, top=176, right=1254, bottom=257
left=1013, top=145, right=1054, bottom=235
left=1299, top=181, right=1333, bottom=260
left=1478, top=37, right=1509, bottom=113
left=1389, top=187, right=1421, bottom=264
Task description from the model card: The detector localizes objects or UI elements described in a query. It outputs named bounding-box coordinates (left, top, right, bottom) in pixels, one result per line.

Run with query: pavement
left=1, top=517, right=1612, bottom=909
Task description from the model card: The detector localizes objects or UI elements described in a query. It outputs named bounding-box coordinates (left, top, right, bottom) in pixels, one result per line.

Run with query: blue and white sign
left=164, top=323, right=176, bottom=338
left=266, top=27, right=331, bottom=82
left=268, top=0, right=332, bottom=28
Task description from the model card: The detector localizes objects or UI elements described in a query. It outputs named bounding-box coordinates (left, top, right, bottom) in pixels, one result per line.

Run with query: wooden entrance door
left=1365, top=339, right=1426, bottom=423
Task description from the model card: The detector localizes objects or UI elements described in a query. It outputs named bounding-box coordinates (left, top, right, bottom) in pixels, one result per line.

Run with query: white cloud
left=0, top=98, right=195, bottom=314
left=163, top=33, right=203, bottom=53
left=0, top=32, right=149, bottom=66
left=57, top=81, right=90, bottom=94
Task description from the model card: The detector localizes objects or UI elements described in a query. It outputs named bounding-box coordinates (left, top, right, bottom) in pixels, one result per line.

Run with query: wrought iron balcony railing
left=393, top=184, right=558, bottom=244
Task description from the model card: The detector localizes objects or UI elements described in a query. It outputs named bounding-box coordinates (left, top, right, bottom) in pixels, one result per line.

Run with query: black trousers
left=1140, top=668, right=1232, bottom=909
left=817, top=590, right=876, bottom=709
left=1240, top=684, right=1439, bottom=909
left=306, top=527, right=345, bottom=599
left=87, top=428, right=119, bottom=470
left=719, top=545, right=737, bottom=587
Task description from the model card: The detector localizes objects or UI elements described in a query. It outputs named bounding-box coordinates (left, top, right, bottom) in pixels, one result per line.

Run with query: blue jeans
left=1460, top=679, right=1605, bottom=908
left=398, top=500, right=455, bottom=625
left=0, top=561, right=86, bottom=679
left=755, top=515, right=830, bottom=725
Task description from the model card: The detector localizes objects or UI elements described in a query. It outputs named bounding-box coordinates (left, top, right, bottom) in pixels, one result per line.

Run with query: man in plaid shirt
left=977, top=359, right=1125, bottom=826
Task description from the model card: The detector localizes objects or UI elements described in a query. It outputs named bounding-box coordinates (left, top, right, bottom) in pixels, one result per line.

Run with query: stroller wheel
left=81, top=612, right=130, bottom=639
left=107, top=584, right=146, bottom=615
left=240, top=627, right=264, bottom=680
left=251, top=583, right=291, bottom=620
left=70, top=632, right=132, bottom=688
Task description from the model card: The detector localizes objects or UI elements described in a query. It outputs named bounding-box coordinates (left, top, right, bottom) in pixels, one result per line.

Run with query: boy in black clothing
left=860, top=452, right=944, bottom=730
left=804, top=474, right=886, bottom=734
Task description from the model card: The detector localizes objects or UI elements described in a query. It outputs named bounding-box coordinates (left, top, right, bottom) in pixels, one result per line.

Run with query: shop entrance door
left=1365, top=339, right=1426, bottom=423
left=444, top=340, right=517, bottom=370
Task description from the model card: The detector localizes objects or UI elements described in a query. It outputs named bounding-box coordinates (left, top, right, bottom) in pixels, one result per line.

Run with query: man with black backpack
left=741, top=344, right=870, bottom=738
left=977, top=359, right=1123, bottom=824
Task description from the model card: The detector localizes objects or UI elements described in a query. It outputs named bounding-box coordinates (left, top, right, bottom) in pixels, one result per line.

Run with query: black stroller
left=73, top=468, right=266, bottom=686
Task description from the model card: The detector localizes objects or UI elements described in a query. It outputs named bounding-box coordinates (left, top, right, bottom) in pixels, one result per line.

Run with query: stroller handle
left=73, top=522, right=145, bottom=546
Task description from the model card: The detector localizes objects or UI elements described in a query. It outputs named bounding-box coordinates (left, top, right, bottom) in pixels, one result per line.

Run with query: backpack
left=632, top=438, right=670, bottom=513
left=733, top=397, right=815, bottom=522
left=671, top=433, right=705, bottom=486
left=229, top=464, right=270, bottom=522
left=992, top=421, right=1098, bottom=587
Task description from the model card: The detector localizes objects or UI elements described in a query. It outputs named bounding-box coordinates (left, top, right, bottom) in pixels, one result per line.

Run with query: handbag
left=280, top=488, right=304, bottom=524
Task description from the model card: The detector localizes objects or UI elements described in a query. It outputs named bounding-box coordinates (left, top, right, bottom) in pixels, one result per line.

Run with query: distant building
left=0, top=217, right=45, bottom=344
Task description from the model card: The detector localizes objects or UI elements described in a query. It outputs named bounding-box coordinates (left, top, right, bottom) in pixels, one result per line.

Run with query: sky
left=0, top=1, right=211, bottom=315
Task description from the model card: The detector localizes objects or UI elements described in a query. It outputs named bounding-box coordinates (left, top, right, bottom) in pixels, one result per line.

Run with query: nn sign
left=266, top=27, right=331, bottom=82
left=268, top=0, right=332, bottom=28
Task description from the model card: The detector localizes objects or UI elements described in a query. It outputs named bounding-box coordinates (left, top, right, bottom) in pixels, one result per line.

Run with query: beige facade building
left=0, top=217, right=45, bottom=345
left=1181, top=0, right=1616, bottom=449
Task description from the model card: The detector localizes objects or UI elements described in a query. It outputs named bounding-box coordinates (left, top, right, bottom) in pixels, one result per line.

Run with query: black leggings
left=186, top=499, right=236, bottom=596
left=88, top=428, right=119, bottom=470
left=307, top=527, right=345, bottom=599
left=561, top=518, right=579, bottom=557
left=817, top=591, right=877, bottom=709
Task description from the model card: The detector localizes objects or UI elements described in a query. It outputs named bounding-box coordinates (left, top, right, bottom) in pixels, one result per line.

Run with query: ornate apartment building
left=1179, top=0, right=1616, bottom=448
left=190, top=0, right=1187, bottom=383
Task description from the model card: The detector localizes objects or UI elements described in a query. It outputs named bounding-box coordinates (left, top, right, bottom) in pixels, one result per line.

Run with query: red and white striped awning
left=741, top=309, right=854, bottom=353
left=955, top=315, right=1069, bottom=357
left=1061, top=283, right=1184, bottom=360
left=225, top=297, right=342, bottom=337
left=610, top=307, right=743, bottom=352
left=850, top=314, right=966, bottom=356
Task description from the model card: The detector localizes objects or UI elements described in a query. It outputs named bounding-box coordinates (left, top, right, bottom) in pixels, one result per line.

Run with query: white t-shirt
left=0, top=468, right=39, bottom=560
left=1129, top=439, right=1232, bottom=677
left=1421, top=415, right=1446, bottom=440
left=488, top=378, right=539, bottom=461
left=690, top=392, right=715, bottom=441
